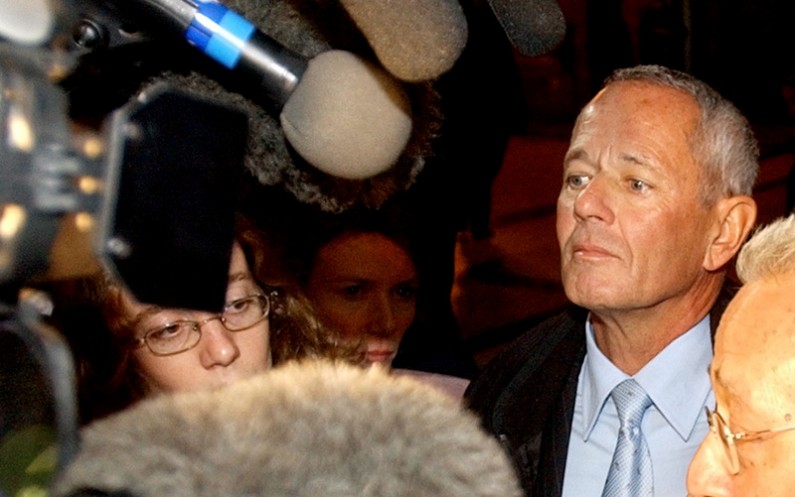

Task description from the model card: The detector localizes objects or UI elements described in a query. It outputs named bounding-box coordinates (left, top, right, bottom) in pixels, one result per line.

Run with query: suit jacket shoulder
left=466, top=305, right=586, bottom=431
left=465, top=283, right=738, bottom=496
left=466, top=281, right=737, bottom=429
left=465, top=306, right=588, bottom=495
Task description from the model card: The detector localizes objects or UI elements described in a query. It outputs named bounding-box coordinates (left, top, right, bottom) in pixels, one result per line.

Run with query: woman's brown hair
left=50, top=216, right=344, bottom=425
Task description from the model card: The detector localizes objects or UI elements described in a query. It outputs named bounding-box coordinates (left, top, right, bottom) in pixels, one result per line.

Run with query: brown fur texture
left=54, top=360, right=521, bottom=497
left=137, top=0, right=443, bottom=213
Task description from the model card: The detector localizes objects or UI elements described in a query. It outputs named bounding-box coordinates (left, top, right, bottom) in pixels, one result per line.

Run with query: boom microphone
left=338, top=0, right=468, bottom=82
left=0, top=0, right=55, bottom=45
left=486, top=0, right=567, bottom=56
left=125, top=0, right=413, bottom=180
left=339, top=0, right=565, bottom=69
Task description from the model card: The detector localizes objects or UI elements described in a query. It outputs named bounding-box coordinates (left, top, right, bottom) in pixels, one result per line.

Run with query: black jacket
left=464, top=287, right=735, bottom=497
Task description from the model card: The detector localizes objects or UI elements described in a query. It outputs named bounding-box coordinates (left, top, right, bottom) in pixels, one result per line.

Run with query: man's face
left=556, top=81, right=718, bottom=316
left=687, top=274, right=795, bottom=497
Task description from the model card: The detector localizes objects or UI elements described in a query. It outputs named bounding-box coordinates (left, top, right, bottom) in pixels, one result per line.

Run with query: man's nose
left=686, top=435, right=734, bottom=497
left=572, top=176, right=615, bottom=224
left=198, top=318, right=241, bottom=368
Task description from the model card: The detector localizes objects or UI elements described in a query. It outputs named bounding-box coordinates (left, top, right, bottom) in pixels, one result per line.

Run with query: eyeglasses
left=704, top=406, right=795, bottom=474
left=131, top=294, right=270, bottom=356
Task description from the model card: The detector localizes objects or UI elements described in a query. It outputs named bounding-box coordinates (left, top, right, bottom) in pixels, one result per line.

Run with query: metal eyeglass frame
left=705, top=406, right=795, bottom=474
left=130, top=294, right=270, bottom=356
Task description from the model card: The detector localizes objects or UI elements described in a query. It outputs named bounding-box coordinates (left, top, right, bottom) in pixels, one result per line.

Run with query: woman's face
left=305, top=232, right=418, bottom=368
left=123, top=243, right=272, bottom=394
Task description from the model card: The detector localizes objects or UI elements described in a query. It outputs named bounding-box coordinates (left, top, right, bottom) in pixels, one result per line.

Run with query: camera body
left=0, top=2, right=248, bottom=492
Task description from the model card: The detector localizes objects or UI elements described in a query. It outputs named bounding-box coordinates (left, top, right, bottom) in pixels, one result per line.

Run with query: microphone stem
left=123, top=0, right=307, bottom=107
left=185, top=1, right=307, bottom=107
left=236, top=30, right=307, bottom=107
left=126, top=0, right=198, bottom=32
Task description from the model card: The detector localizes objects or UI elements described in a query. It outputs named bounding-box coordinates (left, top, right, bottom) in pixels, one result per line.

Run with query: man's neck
left=590, top=281, right=721, bottom=375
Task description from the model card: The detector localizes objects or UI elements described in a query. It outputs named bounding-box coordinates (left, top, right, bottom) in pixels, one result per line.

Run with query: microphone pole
left=109, top=0, right=413, bottom=179
left=123, top=0, right=307, bottom=107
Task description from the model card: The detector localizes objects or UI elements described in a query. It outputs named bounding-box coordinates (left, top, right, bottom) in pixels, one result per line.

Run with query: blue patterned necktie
left=601, top=379, right=654, bottom=497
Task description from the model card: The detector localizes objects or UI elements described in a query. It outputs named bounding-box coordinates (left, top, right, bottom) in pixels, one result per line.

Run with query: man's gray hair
left=54, top=360, right=521, bottom=497
left=605, top=64, right=759, bottom=204
left=736, top=214, right=795, bottom=284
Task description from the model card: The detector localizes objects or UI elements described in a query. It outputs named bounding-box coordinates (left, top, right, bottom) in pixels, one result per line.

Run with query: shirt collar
left=580, top=314, right=713, bottom=441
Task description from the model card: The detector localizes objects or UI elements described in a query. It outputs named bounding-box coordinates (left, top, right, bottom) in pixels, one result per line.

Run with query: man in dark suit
left=465, top=65, right=759, bottom=497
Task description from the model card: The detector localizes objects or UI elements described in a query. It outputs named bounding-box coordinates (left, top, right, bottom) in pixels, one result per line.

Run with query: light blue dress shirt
left=560, top=315, right=714, bottom=497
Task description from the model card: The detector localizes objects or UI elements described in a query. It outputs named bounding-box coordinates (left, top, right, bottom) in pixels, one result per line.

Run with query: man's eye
left=565, top=174, right=590, bottom=189
left=629, top=178, right=649, bottom=192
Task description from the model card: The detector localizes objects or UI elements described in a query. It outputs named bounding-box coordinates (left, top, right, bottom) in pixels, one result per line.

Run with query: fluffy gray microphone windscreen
left=486, top=0, right=566, bottom=56
left=0, top=0, right=54, bottom=44
left=53, top=361, right=523, bottom=497
left=281, top=50, right=413, bottom=180
left=338, top=0, right=468, bottom=82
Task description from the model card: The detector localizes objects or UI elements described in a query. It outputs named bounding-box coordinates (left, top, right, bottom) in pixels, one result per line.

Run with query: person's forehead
left=714, top=275, right=795, bottom=392
left=594, top=81, right=699, bottom=121
left=319, top=233, right=410, bottom=262
left=228, top=242, right=250, bottom=275
left=574, top=81, right=700, bottom=149
left=720, top=276, right=795, bottom=342
left=568, top=81, right=701, bottom=179
left=314, top=232, right=417, bottom=280
left=126, top=243, right=254, bottom=319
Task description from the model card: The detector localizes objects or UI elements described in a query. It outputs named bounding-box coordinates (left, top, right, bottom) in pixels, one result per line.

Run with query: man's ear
left=704, top=195, right=757, bottom=271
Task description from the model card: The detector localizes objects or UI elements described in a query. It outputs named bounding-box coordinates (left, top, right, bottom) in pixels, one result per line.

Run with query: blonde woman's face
left=125, top=243, right=272, bottom=394
left=306, top=232, right=418, bottom=369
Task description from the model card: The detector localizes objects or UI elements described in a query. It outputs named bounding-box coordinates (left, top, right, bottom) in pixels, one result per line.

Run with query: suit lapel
left=533, top=329, right=584, bottom=497
left=493, top=309, right=586, bottom=497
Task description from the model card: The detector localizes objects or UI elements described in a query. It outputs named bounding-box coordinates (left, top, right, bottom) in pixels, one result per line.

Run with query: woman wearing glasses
left=110, top=242, right=274, bottom=394
left=51, top=224, right=336, bottom=424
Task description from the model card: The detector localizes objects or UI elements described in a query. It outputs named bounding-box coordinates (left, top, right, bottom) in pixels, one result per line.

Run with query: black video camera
left=0, top=1, right=249, bottom=494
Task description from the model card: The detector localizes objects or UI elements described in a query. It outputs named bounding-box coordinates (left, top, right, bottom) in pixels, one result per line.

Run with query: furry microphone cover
left=66, top=0, right=449, bottom=213
left=53, top=361, right=522, bottom=497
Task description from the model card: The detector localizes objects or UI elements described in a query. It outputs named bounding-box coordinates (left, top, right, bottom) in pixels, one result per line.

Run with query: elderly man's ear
left=704, top=195, right=757, bottom=271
